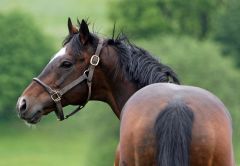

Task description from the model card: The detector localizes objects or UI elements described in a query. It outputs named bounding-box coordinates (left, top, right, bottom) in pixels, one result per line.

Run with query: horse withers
left=16, top=18, right=235, bottom=166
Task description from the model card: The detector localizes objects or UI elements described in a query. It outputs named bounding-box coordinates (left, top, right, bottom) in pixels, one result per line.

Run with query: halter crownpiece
left=33, top=38, right=104, bottom=121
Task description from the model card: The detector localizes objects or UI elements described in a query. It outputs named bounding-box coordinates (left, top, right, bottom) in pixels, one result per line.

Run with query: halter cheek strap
left=33, top=38, right=104, bottom=121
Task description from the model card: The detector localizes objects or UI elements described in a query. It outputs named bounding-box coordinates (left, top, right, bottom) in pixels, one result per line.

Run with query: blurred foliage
left=214, top=0, right=240, bottom=66
left=110, top=0, right=225, bottom=39
left=110, top=0, right=240, bottom=66
left=0, top=11, right=54, bottom=120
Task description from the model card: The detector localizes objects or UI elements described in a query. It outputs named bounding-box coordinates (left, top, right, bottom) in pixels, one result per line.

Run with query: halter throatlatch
left=33, top=38, right=104, bottom=121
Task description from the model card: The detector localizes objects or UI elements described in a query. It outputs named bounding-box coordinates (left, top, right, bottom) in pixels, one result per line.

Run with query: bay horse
left=16, top=18, right=234, bottom=166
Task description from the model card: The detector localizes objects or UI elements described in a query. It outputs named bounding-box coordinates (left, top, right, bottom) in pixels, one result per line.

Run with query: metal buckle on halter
left=90, top=55, right=100, bottom=66
left=50, top=90, right=62, bottom=102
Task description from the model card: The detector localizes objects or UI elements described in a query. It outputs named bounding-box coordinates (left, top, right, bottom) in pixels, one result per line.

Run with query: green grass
left=0, top=128, right=89, bottom=166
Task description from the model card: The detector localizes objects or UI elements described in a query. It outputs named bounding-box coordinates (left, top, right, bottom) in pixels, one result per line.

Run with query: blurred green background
left=0, top=0, right=239, bottom=165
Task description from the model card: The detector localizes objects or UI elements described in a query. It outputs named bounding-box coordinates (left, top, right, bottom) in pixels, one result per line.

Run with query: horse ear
left=68, top=17, right=78, bottom=34
left=79, top=19, right=90, bottom=45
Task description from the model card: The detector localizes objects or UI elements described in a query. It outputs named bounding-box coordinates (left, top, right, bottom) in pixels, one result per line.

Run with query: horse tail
left=154, top=100, right=194, bottom=166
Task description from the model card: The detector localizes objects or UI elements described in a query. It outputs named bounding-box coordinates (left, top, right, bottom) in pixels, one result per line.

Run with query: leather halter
left=33, top=38, right=104, bottom=121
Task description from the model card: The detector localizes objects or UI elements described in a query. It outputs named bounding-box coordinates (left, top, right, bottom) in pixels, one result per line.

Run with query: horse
left=16, top=18, right=235, bottom=166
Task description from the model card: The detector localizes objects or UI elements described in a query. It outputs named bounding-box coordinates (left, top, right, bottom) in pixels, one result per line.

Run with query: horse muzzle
left=16, top=96, right=44, bottom=124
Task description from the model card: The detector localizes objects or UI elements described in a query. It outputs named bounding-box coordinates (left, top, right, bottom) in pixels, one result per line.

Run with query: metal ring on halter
left=50, top=90, right=62, bottom=102
left=90, top=55, right=100, bottom=66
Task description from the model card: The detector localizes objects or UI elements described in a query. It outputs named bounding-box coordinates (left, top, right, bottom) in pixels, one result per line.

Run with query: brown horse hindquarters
left=119, top=83, right=234, bottom=166
left=188, top=95, right=233, bottom=166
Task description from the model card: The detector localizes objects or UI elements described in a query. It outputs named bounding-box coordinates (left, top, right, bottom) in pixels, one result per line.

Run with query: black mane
left=107, top=34, right=180, bottom=88
left=63, top=23, right=180, bottom=88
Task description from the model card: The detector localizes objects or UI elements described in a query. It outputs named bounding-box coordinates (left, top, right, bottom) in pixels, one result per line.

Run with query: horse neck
left=90, top=40, right=179, bottom=119
left=91, top=45, right=139, bottom=119
left=107, top=77, right=138, bottom=119
left=91, top=71, right=138, bottom=119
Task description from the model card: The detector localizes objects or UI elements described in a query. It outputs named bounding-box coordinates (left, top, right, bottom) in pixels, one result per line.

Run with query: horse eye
left=60, top=61, right=73, bottom=68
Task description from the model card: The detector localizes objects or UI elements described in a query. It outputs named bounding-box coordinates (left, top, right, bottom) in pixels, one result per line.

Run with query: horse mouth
left=25, top=110, right=43, bottom=124
left=25, top=106, right=57, bottom=124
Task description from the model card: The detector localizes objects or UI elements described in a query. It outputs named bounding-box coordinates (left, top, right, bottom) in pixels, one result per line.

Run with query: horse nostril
left=19, top=98, right=27, bottom=113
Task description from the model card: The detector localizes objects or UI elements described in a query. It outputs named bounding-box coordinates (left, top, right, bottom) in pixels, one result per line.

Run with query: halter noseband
left=33, top=38, right=104, bottom=121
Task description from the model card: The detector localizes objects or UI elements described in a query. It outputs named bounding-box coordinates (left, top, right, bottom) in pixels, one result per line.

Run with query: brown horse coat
left=118, top=83, right=234, bottom=166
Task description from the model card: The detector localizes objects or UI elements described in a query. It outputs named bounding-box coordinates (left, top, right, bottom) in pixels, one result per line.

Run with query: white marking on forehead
left=49, top=47, right=66, bottom=63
